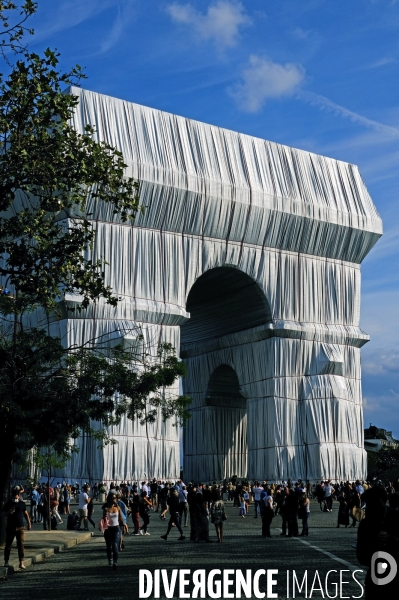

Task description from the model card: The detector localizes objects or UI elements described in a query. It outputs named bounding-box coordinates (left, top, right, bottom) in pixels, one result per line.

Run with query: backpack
left=98, top=514, right=109, bottom=533
left=211, top=502, right=225, bottom=523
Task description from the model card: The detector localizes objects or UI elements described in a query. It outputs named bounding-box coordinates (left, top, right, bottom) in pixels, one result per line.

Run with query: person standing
left=40, top=486, right=51, bottom=531
left=324, top=481, right=333, bottom=512
left=129, top=491, right=141, bottom=535
left=336, top=491, right=350, bottom=528
left=299, top=492, right=310, bottom=536
left=3, top=486, right=32, bottom=570
left=62, top=485, right=71, bottom=515
left=252, top=481, right=264, bottom=518
left=285, top=488, right=299, bottom=537
left=315, top=481, right=325, bottom=511
left=101, top=492, right=124, bottom=569
left=139, top=491, right=152, bottom=535
left=178, top=485, right=188, bottom=527
left=260, top=488, right=274, bottom=538
left=30, top=485, right=40, bottom=523
left=349, top=485, right=362, bottom=528
left=210, top=491, right=226, bottom=543
left=150, top=479, right=158, bottom=511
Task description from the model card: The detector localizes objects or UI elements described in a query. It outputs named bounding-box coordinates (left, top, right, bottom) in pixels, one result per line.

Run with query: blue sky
left=29, top=0, right=399, bottom=436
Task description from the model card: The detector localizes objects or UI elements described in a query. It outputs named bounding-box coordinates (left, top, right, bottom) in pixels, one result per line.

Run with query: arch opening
left=183, top=363, right=248, bottom=482
left=181, top=267, right=271, bottom=346
left=205, top=364, right=246, bottom=409
left=181, top=267, right=269, bottom=481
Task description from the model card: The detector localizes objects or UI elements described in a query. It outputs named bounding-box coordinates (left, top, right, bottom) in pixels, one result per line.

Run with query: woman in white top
left=102, top=492, right=124, bottom=569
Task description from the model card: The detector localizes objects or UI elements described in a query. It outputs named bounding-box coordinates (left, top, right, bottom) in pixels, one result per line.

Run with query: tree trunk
left=0, top=450, right=13, bottom=547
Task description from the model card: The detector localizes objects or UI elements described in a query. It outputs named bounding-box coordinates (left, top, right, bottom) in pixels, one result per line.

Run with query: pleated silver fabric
left=33, top=87, right=381, bottom=483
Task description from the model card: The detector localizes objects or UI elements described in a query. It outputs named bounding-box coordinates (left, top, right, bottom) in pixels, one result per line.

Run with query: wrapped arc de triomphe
left=49, top=87, right=382, bottom=484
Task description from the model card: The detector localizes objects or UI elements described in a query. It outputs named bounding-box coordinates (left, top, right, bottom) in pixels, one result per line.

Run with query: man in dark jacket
left=160, top=489, right=185, bottom=541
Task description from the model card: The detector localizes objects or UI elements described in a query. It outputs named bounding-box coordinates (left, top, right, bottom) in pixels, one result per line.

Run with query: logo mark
left=370, top=551, right=397, bottom=586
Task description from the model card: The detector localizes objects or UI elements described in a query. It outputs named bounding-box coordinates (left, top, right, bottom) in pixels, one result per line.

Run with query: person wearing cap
left=3, top=486, right=31, bottom=569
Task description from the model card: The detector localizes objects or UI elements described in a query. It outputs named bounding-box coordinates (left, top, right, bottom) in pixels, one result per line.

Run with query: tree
left=27, top=446, right=69, bottom=530
left=0, top=1, right=191, bottom=533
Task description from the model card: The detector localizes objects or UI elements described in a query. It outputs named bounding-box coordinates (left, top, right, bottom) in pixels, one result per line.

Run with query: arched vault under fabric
left=47, top=87, right=382, bottom=483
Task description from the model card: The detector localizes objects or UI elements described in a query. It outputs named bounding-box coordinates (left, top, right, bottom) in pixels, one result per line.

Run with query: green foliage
left=0, top=3, right=191, bottom=475
left=0, top=329, right=190, bottom=462
left=0, top=1, right=36, bottom=58
left=0, top=48, right=141, bottom=314
left=31, top=446, right=70, bottom=476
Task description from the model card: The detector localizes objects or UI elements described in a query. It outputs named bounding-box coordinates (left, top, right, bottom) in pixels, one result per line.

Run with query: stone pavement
left=0, top=500, right=367, bottom=599
left=0, top=529, right=93, bottom=579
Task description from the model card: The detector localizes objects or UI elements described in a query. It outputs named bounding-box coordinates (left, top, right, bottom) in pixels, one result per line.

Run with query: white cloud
left=99, top=4, right=136, bottom=53
left=166, top=1, right=251, bottom=48
left=361, top=290, right=399, bottom=347
left=362, top=348, right=399, bottom=375
left=230, top=55, right=305, bottom=112
left=32, top=0, right=120, bottom=42
left=369, top=57, right=395, bottom=68
left=292, top=27, right=312, bottom=40
left=299, top=90, right=399, bottom=139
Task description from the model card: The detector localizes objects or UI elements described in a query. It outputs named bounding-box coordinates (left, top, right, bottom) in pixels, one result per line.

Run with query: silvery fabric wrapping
left=18, top=87, right=383, bottom=482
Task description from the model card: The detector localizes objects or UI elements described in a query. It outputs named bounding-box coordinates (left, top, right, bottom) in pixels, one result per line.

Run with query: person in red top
left=3, top=486, right=31, bottom=570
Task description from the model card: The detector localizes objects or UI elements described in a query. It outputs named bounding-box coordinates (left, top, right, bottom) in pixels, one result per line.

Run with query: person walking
left=210, top=491, right=226, bottom=543
left=129, top=491, right=141, bottom=535
left=117, top=492, right=128, bottom=549
left=158, top=483, right=169, bottom=520
left=78, top=483, right=90, bottom=531
left=139, top=491, right=152, bottom=535
left=239, top=493, right=246, bottom=518
left=161, top=489, right=185, bottom=541
left=87, top=496, right=96, bottom=529
left=3, top=486, right=32, bottom=570
left=101, top=492, right=124, bottom=569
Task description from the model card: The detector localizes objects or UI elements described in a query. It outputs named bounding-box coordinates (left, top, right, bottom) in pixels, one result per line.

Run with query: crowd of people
left=3, top=476, right=399, bottom=594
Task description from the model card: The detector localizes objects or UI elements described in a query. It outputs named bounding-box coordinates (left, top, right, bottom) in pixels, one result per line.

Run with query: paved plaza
left=1, top=500, right=366, bottom=599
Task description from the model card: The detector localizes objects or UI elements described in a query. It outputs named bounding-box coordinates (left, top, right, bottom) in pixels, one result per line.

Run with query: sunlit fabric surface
left=29, top=88, right=382, bottom=482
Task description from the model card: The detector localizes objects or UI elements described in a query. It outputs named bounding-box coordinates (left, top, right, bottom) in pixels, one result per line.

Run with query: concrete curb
left=3, top=531, right=93, bottom=575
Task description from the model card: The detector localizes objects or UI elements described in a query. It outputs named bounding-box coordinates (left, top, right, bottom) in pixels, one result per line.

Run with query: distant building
left=364, top=425, right=399, bottom=452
